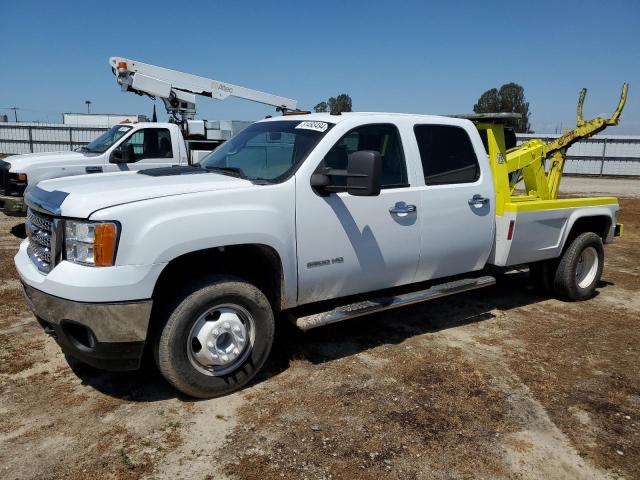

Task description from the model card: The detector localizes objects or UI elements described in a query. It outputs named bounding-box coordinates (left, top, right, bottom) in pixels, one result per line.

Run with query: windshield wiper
left=203, top=166, right=247, bottom=179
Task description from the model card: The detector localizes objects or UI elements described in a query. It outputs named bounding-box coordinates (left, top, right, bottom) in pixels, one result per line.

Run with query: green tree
left=473, top=88, right=500, bottom=113
left=314, top=94, right=353, bottom=114
left=328, top=94, right=352, bottom=114
left=473, top=83, right=531, bottom=133
left=314, top=101, right=328, bottom=113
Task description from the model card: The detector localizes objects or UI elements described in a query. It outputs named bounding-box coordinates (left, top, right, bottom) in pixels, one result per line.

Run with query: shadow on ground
left=68, top=270, right=613, bottom=402
left=10, top=223, right=26, bottom=239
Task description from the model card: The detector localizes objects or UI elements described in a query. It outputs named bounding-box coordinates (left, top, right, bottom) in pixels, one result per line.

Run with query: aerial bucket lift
left=109, top=57, right=301, bottom=159
left=109, top=57, right=298, bottom=122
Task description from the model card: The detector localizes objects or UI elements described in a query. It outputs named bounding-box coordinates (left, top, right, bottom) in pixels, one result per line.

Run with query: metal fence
left=516, top=134, right=640, bottom=176
left=0, top=122, right=639, bottom=177
left=0, top=122, right=109, bottom=154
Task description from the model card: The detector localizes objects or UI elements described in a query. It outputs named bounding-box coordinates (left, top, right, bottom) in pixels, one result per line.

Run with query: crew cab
left=0, top=122, right=188, bottom=215
left=14, top=112, right=621, bottom=398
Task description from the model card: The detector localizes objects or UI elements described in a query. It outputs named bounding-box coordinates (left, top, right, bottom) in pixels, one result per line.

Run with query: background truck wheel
left=155, top=276, right=275, bottom=398
left=552, top=232, right=604, bottom=301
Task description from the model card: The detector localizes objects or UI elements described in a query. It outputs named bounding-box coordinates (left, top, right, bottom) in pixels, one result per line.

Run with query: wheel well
left=152, top=244, right=285, bottom=312
left=567, top=215, right=611, bottom=244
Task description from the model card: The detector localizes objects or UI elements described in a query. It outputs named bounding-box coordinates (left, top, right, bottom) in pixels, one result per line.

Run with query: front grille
left=26, top=208, right=58, bottom=273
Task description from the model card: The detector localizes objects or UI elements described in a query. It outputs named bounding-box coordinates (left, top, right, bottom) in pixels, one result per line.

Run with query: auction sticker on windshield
left=296, top=121, right=329, bottom=132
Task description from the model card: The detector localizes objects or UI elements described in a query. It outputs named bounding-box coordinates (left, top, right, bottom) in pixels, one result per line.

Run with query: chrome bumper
left=22, top=283, right=152, bottom=343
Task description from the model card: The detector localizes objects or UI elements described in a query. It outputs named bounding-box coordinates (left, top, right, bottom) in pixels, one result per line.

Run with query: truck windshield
left=80, top=125, right=132, bottom=153
left=199, top=120, right=334, bottom=182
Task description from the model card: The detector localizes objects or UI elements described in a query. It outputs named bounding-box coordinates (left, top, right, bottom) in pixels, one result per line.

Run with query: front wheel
left=553, top=232, right=604, bottom=301
left=155, top=276, right=275, bottom=398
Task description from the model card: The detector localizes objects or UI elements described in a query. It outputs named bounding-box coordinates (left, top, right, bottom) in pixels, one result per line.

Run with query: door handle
left=85, top=166, right=103, bottom=174
left=389, top=203, right=417, bottom=214
left=468, top=194, right=489, bottom=206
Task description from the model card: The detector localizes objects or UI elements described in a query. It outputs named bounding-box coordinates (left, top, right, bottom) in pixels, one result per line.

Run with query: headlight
left=64, top=220, right=118, bottom=266
left=8, top=172, right=27, bottom=196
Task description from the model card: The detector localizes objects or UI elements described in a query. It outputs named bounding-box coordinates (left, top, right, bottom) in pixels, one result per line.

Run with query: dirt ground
left=1, top=190, right=638, bottom=480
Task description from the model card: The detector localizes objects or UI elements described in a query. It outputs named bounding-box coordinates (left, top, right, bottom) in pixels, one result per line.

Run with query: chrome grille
left=26, top=208, right=58, bottom=273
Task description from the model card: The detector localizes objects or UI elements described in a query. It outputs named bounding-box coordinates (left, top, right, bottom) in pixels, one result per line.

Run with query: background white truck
left=0, top=57, right=297, bottom=216
left=15, top=85, right=625, bottom=398
left=0, top=122, right=189, bottom=215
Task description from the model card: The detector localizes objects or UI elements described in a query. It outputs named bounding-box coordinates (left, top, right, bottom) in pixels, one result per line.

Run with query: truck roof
left=260, top=112, right=465, bottom=124
left=114, top=121, right=173, bottom=128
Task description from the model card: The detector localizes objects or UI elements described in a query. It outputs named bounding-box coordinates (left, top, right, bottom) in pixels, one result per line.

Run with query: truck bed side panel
left=489, top=202, right=618, bottom=266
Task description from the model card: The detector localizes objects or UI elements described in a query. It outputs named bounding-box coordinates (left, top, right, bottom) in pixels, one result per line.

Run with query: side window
left=120, top=128, right=173, bottom=161
left=322, top=124, right=408, bottom=188
left=414, top=125, right=480, bottom=185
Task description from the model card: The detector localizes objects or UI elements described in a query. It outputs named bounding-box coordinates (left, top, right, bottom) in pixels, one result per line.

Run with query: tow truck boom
left=109, top=57, right=298, bottom=121
left=473, top=83, right=628, bottom=215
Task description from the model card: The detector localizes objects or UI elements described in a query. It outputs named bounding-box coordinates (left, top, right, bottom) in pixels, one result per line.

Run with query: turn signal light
left=17, top=173, right=27, bottom=182
left=117, top=61, right=128, bottom=70
left=94, top=223, right=117, bottom=266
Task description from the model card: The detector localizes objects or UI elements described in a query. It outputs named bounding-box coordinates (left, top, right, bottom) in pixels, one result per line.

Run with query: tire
left=552, top=232, right=604, bottom=301
left=155, top=275, right=275, bottom=398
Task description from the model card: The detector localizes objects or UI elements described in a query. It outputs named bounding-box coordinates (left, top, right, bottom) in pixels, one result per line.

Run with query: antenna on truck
left=109, top=57, right=298, bottom=123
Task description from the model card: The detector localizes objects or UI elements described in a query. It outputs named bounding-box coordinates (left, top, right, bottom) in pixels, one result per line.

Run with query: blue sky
left=1, top=0, right=638, bottom=133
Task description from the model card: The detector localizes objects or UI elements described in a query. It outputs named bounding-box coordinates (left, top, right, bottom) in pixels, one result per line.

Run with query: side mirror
left=110, top=144, right=135, bottom=163
left=311, top=150, right=382, bottom=196
left=346, top=150, right=382, bottom=196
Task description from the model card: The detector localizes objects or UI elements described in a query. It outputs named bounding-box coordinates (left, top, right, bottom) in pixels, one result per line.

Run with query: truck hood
left=4, top=150, right=94, bottom=171
left=28, top=169, right=253, bottom=218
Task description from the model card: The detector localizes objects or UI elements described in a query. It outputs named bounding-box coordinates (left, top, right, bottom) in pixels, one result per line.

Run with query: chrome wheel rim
left=576, top=246, right=598, bottom=289
left=187, top=304, right=255, bottom=376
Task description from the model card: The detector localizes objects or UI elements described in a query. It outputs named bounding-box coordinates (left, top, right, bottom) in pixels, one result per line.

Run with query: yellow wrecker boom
left=474, top=83, right=628, bottom=216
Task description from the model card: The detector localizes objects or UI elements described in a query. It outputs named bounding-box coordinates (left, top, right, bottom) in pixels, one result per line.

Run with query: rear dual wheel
left=529, top=232, right=604, bottom=301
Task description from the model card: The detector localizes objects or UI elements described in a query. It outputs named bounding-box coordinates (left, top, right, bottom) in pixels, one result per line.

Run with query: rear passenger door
left=413, top=124, right=494, bottom=281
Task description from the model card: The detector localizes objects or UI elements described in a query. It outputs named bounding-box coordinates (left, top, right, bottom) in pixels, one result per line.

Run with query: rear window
left=414, top=125, right=480, bottom=185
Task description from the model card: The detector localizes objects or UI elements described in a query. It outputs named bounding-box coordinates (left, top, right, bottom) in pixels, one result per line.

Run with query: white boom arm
left=109, top=57, right=298, bottom=120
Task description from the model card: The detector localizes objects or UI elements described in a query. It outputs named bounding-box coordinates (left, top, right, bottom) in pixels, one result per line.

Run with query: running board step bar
left=292, top=276, right=496, bottom=331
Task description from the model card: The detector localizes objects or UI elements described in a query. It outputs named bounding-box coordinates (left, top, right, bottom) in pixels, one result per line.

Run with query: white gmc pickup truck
left=15, top=112, right=621, bottom=398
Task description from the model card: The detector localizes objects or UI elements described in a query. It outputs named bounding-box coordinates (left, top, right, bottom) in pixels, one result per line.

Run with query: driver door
left=295, top=123, right=421, bottom=305
left=105, top=128, right=179, bottom=172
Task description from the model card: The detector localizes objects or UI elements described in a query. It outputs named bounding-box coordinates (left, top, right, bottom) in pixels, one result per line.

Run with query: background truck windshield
left=200, top=120, right=333, bottom=182
left=82, top=125, right=132, bottom=153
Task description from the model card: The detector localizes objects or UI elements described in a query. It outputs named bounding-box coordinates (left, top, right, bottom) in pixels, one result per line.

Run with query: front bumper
left=0, top=194, right=26, bottom=216
left=22, top=283, right=152, bottom=371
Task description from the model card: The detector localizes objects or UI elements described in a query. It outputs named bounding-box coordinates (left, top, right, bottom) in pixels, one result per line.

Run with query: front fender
left=90, top=182, right=298, bottom=307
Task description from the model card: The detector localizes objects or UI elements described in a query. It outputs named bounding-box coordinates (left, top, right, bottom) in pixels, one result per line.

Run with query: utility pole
left=85, top=100, right=92, bottom=114
left=10, top=107, right=18, bottom=122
